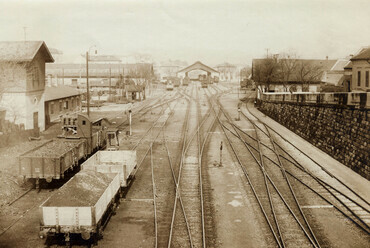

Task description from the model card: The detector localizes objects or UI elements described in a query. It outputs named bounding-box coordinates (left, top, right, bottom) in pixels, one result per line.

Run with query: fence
left=259, top=92, right=370, bottom=109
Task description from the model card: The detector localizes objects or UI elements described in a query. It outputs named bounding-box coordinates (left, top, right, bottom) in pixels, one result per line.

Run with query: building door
left=346, top=81, right=351, bottom=92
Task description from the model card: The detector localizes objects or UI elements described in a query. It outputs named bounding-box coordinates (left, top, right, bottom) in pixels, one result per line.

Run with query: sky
left=0, top=0, right=369, bottom=65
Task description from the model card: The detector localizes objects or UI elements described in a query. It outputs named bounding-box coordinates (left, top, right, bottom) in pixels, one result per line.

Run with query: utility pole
left=129, top=109, right=132, bottom=136
left=86, top=51, right=90, bottom=117
left=219, top=141, right=223, bottom=166
left=62, top=68, right=64, bottom=85
left=266, top=48, right=269, bottom=58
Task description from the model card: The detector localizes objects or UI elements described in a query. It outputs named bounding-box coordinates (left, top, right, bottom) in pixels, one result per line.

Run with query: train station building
left=0, top=41, right=54, bottom=132
left=177, top=61, right=219, bottom=79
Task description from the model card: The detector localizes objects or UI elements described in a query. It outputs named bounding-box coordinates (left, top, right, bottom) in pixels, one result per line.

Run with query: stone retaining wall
left=257, top=101, right=369, bottom=179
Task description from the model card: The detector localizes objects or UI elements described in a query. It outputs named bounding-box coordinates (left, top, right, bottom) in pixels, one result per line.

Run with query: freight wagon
left=39, top=170, right=121, bottom=245
left=19, top=114, right=109, bottom=188
left=81, top=150, right=137, bottom=190
left=19, top=139, right=87, bottom=188
left=166, top=82, right=174, bottom=91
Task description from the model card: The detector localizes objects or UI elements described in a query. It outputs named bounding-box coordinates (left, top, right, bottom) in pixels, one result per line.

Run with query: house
left=349, top=47, right=370, bottom=92
left=321, top=58, right=350, bottom=92
left=344, top=61, right=353, bottom=91
left=44, top=85, right=81, bottom=127
left=0, top=41, right=54, bottom=131
left=215, top=62, right=237, bottom=81
left=252, top=57, right=337, bottom=93
left=125, top=83, right=145, bottom=101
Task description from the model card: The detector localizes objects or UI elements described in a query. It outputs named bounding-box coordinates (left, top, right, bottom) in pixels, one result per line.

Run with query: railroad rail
left=207, top=90, right=320, bottom=247
left=243, top=96, right=370, bottom=234
left=205, top=89, right=369, bottom=247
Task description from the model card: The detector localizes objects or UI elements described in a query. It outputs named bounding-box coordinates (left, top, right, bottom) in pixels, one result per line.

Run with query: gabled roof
left=351, top=46, right=370, bottom=60
left=330, top=59, right=350, bottom=71
left=44, top=85, right=81, bottom=101
left=344, top=61, right=352, bottom=69
left=178, top=61, right=219, bottom=74
left=0, top=41, right=54, bottom=63
left=323, top=73, right=345, bottom=86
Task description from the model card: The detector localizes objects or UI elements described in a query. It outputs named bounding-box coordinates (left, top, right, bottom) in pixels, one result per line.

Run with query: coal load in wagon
left=27, top=139, right=84, bottom=157
left=43, top=170, right=114, bottom=207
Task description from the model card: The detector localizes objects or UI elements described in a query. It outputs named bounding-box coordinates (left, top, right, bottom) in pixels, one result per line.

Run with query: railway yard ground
left=0, top=82, right=369, bottom=248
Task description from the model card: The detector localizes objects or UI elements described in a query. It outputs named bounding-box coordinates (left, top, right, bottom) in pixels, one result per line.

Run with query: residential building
left=321, top=58, right=350, bottom=91
left=349, top=47, right=370, bottom=92
left=0, top=41, right=54, bottom=131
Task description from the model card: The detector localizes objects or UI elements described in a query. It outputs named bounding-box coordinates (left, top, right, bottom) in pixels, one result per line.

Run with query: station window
left=366, top=71, right=369, bottom=87
left=358, top=71, right=361, bottom=86
left=59, top=101, right=62, bottom=112
left=50, top=103, right=54, bottom=114
left=64, top=101, right=68, bottom=110
left=82, top=120, right=86, bottom=125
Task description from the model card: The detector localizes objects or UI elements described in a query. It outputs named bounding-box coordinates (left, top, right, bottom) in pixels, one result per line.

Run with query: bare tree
left=252, top=56, right=280, bottom=92
left=296, top=60, right=323, bottom=92
left=278, top=53, right=298, bottom=91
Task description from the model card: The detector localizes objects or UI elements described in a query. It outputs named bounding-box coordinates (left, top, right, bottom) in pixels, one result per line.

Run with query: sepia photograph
left=0, top=0, right=369, bottom=247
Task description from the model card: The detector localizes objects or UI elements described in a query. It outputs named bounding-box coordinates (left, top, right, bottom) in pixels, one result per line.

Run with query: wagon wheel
left=65, top=233, right=71, bottom=248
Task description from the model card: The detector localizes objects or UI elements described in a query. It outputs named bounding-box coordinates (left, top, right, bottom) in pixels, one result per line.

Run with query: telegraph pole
left=86, top=51, right=90, bottom=116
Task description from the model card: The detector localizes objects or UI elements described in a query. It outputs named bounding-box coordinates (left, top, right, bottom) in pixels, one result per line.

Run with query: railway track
left=159, top=82, right=219, bottom=248
left=242, top=96, right=370, bottom=234
left=205, top=90, right=369, bottom=247
left=0, top=88, right=185, bottom=247
left=207, top=92, right=316, bottom=247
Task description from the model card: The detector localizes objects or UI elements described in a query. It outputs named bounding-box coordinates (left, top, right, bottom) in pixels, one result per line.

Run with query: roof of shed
left=0, top=41, right=54, bottom=62
left=44, top=85, right=81, bottom=101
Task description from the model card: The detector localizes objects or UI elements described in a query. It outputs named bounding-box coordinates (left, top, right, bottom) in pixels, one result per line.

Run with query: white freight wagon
left=39, top=170, right=121, bottom=243
left=81, top=150, right=137, bottom=188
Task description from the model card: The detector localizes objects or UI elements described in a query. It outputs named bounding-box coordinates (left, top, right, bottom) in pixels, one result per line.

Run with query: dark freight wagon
left=19, top=139, right=87, bottom=187
left=18, top=114, right=109, bottom=188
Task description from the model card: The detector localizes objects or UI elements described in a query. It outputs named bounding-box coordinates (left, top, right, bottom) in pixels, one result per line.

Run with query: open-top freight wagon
left=19, top=139, right=87, bottom=188
left=18, top=114, right=109, bottom=188
left=81, top=150, right=137, bottom=190
left=39, top=170, right=121, bottom=245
